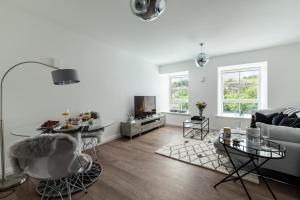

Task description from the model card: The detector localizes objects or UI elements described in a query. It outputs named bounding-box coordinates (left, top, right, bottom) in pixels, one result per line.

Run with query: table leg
left=208, top=119, right=209, bottom=133
left=251, top=160, right=277, bottom=200
left=182, top=122, right=185, bottom=137
left=214, top=144, right=252, bottom=200
left=214, top=157, right=253, bottom=185
left=232, top=158, right=269, bottom=182
left=201, top=123, right=203, bottom=140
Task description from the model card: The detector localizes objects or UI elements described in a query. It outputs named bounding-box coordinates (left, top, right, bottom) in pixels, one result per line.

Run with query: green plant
left=196, top=100, right=207, bottom=109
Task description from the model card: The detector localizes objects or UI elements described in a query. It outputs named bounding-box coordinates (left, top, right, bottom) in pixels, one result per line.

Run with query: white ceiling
left=3, top=0, right=300, bottom=65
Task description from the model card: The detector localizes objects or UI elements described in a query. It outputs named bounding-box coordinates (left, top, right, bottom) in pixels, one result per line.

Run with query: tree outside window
left=169, top=75, right=189, bottom=113
left=222, top=70, right=259, bottom=115
left=218, top=62, right=268, bottom=117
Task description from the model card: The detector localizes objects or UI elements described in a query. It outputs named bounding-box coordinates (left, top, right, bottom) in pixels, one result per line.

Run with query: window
left=169, top=75, right=189, bottom=113
left=218, top=62, right=268, bottom=117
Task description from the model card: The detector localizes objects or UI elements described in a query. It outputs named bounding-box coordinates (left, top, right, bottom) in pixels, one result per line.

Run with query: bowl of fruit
left=53, top=123, right=79, bottom=133
left=68, top=117, right=81, bottom=125
left=39, top=120, right=60, bottom=130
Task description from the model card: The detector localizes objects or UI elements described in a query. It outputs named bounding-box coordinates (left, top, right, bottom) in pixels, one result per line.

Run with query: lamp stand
left=0, top=119, right=27, bottom=191
left=0, top=61, right=59, bottom=191
left=0, top=61, right=79, bottom=191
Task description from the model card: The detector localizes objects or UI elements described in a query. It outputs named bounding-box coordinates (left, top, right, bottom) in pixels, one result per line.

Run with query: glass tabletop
left=184, top=118, right=208, bottom=124
left=10, top=119, right=114, bottom=137
left=219, top=133, right=285, bottom=159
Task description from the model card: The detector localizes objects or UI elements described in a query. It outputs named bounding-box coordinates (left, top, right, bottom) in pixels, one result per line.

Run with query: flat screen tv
left=134, top=96, right=156, bottom=119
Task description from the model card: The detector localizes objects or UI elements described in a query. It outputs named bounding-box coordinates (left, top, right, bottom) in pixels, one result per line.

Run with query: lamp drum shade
left=51, top=69, right=80, bottom=85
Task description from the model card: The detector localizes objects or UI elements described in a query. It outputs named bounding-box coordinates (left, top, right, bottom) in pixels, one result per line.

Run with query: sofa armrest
left=256, top=122, right=300, bottom=143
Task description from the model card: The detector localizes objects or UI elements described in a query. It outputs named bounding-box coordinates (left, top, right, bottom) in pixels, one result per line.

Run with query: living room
left=0, top=0, right=299, bottom=200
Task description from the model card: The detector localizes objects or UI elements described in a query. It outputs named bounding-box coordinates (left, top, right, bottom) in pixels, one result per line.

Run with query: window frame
left=218, top=62, right=268, bottom=118
left=169, top=74, right=189, bottom=113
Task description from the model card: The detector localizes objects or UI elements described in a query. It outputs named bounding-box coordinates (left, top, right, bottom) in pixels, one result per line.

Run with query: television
left=134, top=96, right=156, bottom=119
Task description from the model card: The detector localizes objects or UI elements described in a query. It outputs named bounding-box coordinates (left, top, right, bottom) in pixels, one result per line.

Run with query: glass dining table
left=10, top=119, right=113, bottom=198
left=10, top=119, right=113, bottom=136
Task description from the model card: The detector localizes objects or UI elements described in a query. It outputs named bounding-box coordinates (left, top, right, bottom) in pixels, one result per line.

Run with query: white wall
left=161, top=113, right=191, bottom=126
left=0, top=6, right=161, bottom=170
left=159, top=43, right=300, bottom=129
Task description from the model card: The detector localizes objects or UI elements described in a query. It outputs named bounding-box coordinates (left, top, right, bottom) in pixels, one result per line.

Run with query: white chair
left=9, top=133, right=92, bottom=200
left=81, top=131, right=102, bottom=161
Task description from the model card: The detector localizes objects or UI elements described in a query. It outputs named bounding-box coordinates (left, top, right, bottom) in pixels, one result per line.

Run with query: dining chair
left=9, top=133, right=92, bottom=200
left=81, top=130, right=102, bottom=161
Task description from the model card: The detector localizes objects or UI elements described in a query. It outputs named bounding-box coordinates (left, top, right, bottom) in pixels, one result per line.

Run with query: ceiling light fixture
left=130, top=0, right=167, bottom=21
left=195, top=43, right=209, bottom=67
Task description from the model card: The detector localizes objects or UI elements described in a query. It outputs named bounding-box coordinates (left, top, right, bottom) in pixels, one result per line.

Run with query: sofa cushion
left=289, top=111, right=300, bottom=118
left=255, top=112, right=278, bottom=125
left=279, top=117, right=296, bottom=126
left=283, top=108, right=300, bottom=117
left=272, top=112, right=288, bottom=125
left=293, top=121, right=300, bottom=128
left=279, top=118, right=300, bottom=128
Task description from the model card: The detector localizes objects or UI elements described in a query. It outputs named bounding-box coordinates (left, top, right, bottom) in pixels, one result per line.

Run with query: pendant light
left=195, top=43, right=209, bottom=67
left=130, top=0, right=167, bottom=21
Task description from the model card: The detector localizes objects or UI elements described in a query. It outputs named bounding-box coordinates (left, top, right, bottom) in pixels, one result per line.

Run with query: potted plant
left=195, top=100, right=207, bottom=119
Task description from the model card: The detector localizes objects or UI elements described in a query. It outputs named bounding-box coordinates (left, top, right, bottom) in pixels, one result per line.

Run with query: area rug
left=155, top=132, right=259, bottom=184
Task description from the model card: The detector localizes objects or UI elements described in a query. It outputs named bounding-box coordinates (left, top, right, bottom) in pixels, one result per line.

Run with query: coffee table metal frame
left=183, top=118, right=209, bottom=140
left=214, top=133, right=286, bottom=200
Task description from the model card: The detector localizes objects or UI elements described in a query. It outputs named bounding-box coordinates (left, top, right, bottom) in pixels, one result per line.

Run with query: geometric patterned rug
left=155, top=132, right=259, bottom=184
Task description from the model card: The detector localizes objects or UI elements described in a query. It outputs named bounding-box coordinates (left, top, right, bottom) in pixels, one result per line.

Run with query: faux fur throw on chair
left=9, top=133, right=77, bottom=175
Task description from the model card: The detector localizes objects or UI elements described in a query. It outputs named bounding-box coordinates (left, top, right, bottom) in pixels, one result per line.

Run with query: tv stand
left=121, top=114, right=166, bottom=139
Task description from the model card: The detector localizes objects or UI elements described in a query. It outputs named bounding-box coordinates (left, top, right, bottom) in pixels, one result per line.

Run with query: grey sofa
left=255, top=109, right=300, bottom=178
left=215, top=108, right=300, bottom=177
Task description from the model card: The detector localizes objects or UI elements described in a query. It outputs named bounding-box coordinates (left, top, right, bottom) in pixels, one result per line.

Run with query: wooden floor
left=2, top=126, right=300, bottom=200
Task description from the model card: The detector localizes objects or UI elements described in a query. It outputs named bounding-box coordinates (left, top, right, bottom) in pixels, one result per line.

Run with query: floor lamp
left=0, top=61, right=80, bottom=191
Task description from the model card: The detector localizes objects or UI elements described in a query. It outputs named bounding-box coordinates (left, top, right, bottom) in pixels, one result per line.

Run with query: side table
left=183, top=117, right=209, bottom=140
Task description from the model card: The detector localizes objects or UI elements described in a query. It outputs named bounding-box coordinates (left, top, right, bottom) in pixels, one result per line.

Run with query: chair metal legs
left=65, top=178, right=72, bottom=200
left=40, top=180, right=49, bottom=200
left=39, top=173, right=89, bottom=200
left=40, top=180, right=63, bottom=200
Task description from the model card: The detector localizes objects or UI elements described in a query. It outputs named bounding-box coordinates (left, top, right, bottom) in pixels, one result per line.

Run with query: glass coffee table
left=214, top=133, right=286, bottom=200
left=183, top=118, right=209, bottom=140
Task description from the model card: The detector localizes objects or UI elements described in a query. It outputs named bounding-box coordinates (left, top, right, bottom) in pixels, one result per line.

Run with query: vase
left=198, top=108, right=204, bottom=119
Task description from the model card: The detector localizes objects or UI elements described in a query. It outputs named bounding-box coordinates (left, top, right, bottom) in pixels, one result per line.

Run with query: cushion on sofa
left=283, top=108, right=300, bottom=117
left=279, top=117, right=300, bottom=127
left=272, top=112, right=288, bottom=125
left=289, top=111, right=300, bottom=118
left=255, top=112, right=278, bottom=125
left=279, top=118, right=296, bottom=126
left=293, top=121, right=300, bottom=128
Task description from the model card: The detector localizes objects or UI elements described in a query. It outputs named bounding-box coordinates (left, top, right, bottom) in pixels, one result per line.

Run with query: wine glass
left=62, top=109, right=70, bottom=123
left=236, top=120, right=242, bottom=134
left=261, top=124, right=270, bottom=149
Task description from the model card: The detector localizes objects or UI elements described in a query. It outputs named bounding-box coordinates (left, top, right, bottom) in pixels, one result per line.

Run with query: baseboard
left=101, top=133, right=121, bottom=144
left=166, top=122, right=182, bottom=127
